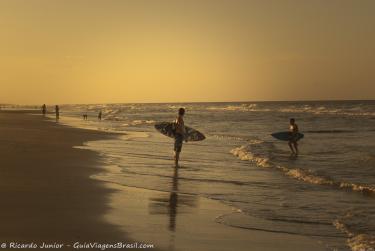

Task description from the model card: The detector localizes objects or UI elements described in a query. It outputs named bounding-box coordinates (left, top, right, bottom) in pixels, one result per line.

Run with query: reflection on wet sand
left=149, top=167, right=197, bottom=231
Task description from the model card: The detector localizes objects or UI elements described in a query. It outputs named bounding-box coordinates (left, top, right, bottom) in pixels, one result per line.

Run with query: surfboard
left=271, top=131, right=304, bottom=141
left=154, top=122, right=206, bottom=141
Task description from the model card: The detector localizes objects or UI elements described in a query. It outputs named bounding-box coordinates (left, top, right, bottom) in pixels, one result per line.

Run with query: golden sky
left=0, top=0, right=374, bottom=104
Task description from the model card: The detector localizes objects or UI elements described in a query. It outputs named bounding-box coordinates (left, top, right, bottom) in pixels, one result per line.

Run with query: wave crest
left=206, top=103, right=375, bottom=117
left=334, top=219, right=375, bottom=251
left=207, top=104, right=271, bottom=112
left=230, top=142, right=271, bottom=168
left=231, top=142, right=375, bottom=195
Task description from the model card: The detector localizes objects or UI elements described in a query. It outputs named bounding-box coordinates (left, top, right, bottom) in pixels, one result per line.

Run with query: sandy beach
left=0, top=111, right=129, bottom=247
left=100, top=183, right=328, bottom=251
left=0, top=110, right=331, bottom=251
left=1, top=1, right=374, bottom=249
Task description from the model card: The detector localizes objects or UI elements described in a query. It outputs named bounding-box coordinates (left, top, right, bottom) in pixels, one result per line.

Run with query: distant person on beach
left=42, top=104, right=47, bottom=115
left=55, top=105, right=60, bottom=120
left=288, top=118, right=299, bottom=155
left=83, top=114, right=88, bottom=120
left=173, top=108, right=187, bottom=168
left=98, top=111, right=102, bottom=120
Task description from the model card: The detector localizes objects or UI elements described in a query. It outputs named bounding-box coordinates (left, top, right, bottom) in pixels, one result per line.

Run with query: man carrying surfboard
left=288, top=118, right=299, bottom=155
left=154, top=109, right=205, bottom=167
left=174, top=108, right=187, bottom=167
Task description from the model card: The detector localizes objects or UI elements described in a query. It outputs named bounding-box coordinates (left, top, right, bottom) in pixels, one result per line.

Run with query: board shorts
left=289, top=134, right=299, bottom=143
left=174, top=133, right=184, bottom=153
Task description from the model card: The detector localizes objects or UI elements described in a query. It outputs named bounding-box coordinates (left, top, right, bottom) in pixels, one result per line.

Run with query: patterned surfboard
left=154, top=122, right=206, bottom=141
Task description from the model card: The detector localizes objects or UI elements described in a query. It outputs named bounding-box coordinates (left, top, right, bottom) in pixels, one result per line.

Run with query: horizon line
left=1, top=98, right=375, bottom=106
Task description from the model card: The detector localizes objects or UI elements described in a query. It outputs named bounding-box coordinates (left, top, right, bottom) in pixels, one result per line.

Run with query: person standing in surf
left=55, top=105, right=60, bottom=121
left=288, top=118, right=299, bottom=155
left=42, top=104, right=47, bottom=116
left=173, top=108, right=187, bottom=167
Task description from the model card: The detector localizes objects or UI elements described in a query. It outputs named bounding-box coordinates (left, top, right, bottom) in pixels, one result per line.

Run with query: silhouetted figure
left=42, top=104, right=47, bottom=116
left=55, top=105, right=60, bottom=120
left=98, top=111, right=102, bottom=120
left=288, top=118, right=299, bottom=155
left=83, top=114, right=88, bottom=120
left=173, top=108, right=187, bottom=168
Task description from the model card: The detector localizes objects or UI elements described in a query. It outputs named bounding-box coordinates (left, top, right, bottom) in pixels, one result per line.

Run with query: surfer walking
left=288, top=118, right=299, bottom=155
left=174, top=108, right=187, bottom=167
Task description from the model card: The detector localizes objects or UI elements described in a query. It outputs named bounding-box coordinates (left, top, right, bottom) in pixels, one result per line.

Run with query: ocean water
left=56, top=101, right=374, bottom=251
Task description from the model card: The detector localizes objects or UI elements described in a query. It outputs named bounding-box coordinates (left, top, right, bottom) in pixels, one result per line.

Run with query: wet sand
left=0, top=110, right=328, bottom=251
left=96, top=182, right=328, bottom=251
left=0, top=111, right=126, bottom=247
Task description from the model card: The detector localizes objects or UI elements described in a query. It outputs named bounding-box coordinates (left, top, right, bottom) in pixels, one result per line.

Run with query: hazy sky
left=0, top=0, right=374, bottom=104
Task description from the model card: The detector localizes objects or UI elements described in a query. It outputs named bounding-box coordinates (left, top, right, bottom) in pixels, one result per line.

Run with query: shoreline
left=0, top=110, right=329, bottom=251
left=85, top=145, right=329, bottom=251
left=97, top=182, right=328, bottom=251
left=0, top=111, right=129, bottom=247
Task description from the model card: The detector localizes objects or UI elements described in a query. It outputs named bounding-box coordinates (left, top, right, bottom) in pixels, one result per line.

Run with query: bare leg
left=288, top=142, right=295, bottom=154
left=174, top=151, right=180, bottom=167
left=293, top=142, right=299, bottom=155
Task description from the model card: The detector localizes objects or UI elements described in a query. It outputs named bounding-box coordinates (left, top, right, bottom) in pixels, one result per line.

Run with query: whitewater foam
left=334, top=219, right=375, bottom=251
left=230, top=144, right=271, bottom=168
left=206, top=103, right=375, bottom=117
left=231, top=143, right=375, bottom=195
left=207, top=104, right=271, bottom=112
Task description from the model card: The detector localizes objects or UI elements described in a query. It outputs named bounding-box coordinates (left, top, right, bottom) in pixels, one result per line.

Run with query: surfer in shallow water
left=288, top=118, right=299, bottom=155
left=173, top=108, right=187, bottom=167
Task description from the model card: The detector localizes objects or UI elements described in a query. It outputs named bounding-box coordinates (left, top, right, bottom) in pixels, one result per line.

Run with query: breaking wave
left=334, top=217, right=375, bottom=251
left=207, top=104, right=271, bottom=112
left=129, top=120, right=156, bottom=126
left=230, top=143, right=271, bottom=168
left=230, top=142, right=375, bottom=195
left=206, top=103, right=375, bottom=117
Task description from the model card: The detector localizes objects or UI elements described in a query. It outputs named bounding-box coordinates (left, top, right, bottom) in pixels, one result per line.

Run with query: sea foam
left=230, top=142, right=375, bottom=195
